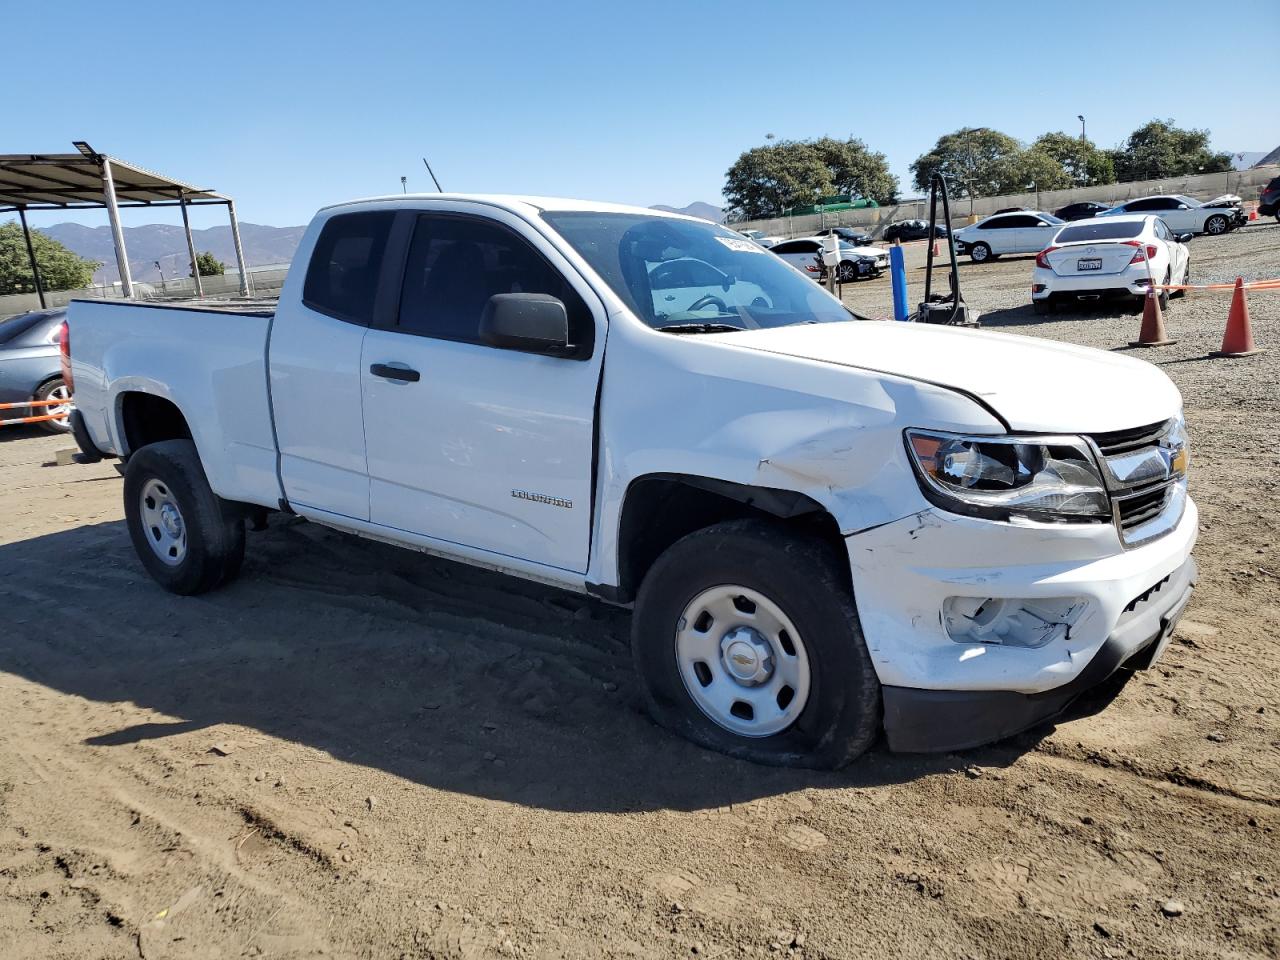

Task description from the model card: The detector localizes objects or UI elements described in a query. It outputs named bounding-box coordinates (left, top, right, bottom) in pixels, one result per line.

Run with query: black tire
left=1204, top=214, right=1228, bottom=236
left=123, top=439, right=245, bottom=595
left=631, top=519, right=881, bottom=769
left=1032, top=299, right=1054, bottom=315
left=837, top=260, right=858, bottom=282
left=1158, top=270, right=1171, bottom=310
left=33, top=377, right=72, bottom=434
left=969, top=242, right=992, bottom=263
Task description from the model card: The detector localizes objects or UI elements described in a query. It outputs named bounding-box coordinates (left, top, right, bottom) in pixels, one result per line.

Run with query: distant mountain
left=650, top=202, right=724, bottom=223
left=41, top=222, right=307, bottom=284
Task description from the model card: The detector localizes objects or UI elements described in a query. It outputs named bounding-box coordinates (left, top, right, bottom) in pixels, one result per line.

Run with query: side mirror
left=480, top=293, right=571, bottom=355
left=1176, top=232, right=1193, bottom=244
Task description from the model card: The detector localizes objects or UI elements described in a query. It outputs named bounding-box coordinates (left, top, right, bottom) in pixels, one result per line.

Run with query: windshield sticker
left=714, top=236, right=767, bottom=254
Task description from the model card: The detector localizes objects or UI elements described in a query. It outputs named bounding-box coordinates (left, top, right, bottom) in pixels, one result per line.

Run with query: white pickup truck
left=64, top=194, right=1197, bottom=768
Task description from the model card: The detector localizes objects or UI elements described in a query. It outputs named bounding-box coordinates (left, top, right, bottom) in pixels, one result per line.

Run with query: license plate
left=1077, top=258, right=1103, bottom=271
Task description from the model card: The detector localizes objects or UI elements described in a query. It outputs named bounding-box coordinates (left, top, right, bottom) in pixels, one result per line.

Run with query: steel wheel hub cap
left=675, top=585, right=811, bottom=738
left=140, top=478, right=187, bottom=566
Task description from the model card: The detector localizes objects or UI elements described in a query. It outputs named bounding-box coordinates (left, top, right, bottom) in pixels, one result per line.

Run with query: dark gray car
left=0, top=307, right=70, bottom=433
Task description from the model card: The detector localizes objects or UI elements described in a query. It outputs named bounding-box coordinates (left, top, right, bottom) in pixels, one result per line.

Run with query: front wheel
left=124, top=439, right=246, bottom=595
left=1204, top=214, right=1228, bottom=236
left=969, top=242, right=992, bottom=263
left=631, top=519, right=881, bottom=769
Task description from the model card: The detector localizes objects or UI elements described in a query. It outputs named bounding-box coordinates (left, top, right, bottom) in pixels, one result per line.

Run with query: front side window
left=397, top=215, right=594, bottom=357
left=303, top=211, right=394, bottom=324
left=542, top=212, right=854, bottom=331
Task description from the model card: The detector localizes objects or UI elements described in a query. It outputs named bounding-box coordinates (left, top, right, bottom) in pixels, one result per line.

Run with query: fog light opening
left=943, top=596, right=1088, bottom=649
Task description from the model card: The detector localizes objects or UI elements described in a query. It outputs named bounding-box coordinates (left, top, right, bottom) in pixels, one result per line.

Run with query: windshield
left=1055, top=221, right=1144, bottom=242
left=1039, top=214, right=1065, bottom=225
left=541, top=212, right=855, bottom=331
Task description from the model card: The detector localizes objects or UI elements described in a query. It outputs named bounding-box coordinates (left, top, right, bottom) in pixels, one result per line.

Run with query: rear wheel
left=34, top=378, right=72, bottom=434
left=969, top=242, right=992, bottom=263
left=124, top=440, right=245, bottom=595
left=1158, top=270, right=1171, bottom=310
left=1174, top=259, right=1190, bottom=298
left=1032, top=298, right=1054, bottom=315
left=837, top=260, right=859, bottom=282
left=631, top=519, right=881, bottom=769
left=1204, top=214, right=1228, bottom=236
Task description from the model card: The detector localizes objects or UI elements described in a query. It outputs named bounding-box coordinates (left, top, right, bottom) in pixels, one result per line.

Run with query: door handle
left=369, top=363, right=420, bottom=383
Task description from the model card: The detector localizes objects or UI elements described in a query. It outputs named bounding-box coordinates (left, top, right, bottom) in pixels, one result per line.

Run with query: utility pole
left=400, top=176, right=407, bottom=193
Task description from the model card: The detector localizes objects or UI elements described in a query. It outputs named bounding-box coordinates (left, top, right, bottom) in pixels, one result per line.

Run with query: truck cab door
left=359, top=208, right=606, bottom=574
left=270, top=211, right=398, bottom=521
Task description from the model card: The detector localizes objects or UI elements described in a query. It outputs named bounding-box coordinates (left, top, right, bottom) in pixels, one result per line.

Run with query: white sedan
left=952, top=211, right=1065, bottom=263
left=1030, top=214, right=1191, bottom=314
left=770, top=237, right=890, bottom=281
left=1097, top=195, right=1239, bottom=236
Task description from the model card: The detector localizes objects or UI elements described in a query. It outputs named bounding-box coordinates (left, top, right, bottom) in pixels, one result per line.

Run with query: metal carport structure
left=0, top=141, right=249, bottom=305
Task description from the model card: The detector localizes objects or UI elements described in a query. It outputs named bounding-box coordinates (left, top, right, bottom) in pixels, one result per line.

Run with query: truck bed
left=67, top=297, right=284, bottom=510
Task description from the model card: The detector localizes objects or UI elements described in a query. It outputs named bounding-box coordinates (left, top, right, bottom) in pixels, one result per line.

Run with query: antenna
left=422, top=157, right=443, bottom=193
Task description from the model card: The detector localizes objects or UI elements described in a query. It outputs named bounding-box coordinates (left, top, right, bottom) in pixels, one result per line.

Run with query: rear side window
left=0, top=309, right=54, bottom=344
left=303, top=211, right=395, bottom=324
left=1056, top=221, right=1145, bottom=243
left=396, top=215, right=594, bottom=358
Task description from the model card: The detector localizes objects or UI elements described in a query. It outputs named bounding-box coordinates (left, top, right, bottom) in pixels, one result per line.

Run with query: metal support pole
left=179, top=193, right=204, bottom=298
left=226, top=200, right=249, bottom=297
left=16, top=208, right=47, bottom=308
left=101, top=158, right=134, bottom=298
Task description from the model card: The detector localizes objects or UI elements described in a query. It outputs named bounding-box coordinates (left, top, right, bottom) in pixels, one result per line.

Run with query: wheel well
left=119, top=392, right=192, bottom=454
left=614, top=474, right=848, bottom=603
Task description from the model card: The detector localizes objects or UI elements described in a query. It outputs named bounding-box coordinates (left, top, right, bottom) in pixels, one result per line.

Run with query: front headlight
left=905, top=430, right=1110, bottom=522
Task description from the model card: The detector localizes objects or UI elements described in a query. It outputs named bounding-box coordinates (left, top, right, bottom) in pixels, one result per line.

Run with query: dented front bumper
left=844, top=496, right=1198, bottom=750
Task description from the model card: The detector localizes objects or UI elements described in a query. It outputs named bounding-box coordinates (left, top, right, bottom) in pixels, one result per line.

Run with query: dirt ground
left=1, top=222, right=1278, bottom=960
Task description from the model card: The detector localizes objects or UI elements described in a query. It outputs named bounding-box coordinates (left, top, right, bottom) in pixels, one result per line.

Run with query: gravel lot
left=0, top=222, right=1277, bottom=960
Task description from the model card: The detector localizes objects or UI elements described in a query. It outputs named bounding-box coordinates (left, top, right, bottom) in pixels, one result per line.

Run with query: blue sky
left=7, top=0, right=1276, bottom=231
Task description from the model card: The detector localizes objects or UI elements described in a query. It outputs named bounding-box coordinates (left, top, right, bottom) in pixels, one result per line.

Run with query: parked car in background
left=1098, top=195, right=1240, bottom=236
left=736, top=228, right=784, bottom=248
left=1031, top=215, right=1191, bottom=314
left=0, top=307, right=71, bottom=433
left=816, top=226, right=874, bottom=246
left=1200, top=194, right=1248, bottom=230
left=1053, top=201, right=1112, bottom=221
left=771, top=237, right=889, bottom=281
left=881, top=219, right=950, bottom=243
left=952, top=211, right=1065, bottom=263
left=1258, top=176, right=1280, bottom=221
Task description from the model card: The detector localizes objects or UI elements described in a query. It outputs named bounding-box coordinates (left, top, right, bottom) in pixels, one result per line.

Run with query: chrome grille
left=1090, top=420, right=1168, bottom=457
left=1086, top=418, right=1184, bottom=547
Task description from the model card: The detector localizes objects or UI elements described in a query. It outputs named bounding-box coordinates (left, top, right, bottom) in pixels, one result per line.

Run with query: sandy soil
left=1, top=222, right=1277, bottom=959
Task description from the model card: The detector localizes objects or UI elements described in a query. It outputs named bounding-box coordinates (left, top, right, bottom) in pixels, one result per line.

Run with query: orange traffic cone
left=1129, top=288, right=1176, bottom=347
left=931, top=239, right=940, bottom=257
left=1210, top=277, right=1264, bottom=357
left=1249, top=208, right=1258, bottom=221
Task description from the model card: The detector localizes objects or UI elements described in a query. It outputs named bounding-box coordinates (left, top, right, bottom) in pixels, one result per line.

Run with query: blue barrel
left=890, top=245, right=909, bottom=321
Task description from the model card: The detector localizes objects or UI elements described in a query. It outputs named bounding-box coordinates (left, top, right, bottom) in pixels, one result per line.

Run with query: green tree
left=192, top=251, right=226, bottom=278
left=1030, top=132, right=1116, bottom=186
left=723, top=137, right=897, bottom=219
left=808, top=137, right=899, bottom=205
left=1109, top=120, right=1232, bottom=182
left=0, top=222, right=99, bottom=295
left=909, top=127, right=1063, bottom=198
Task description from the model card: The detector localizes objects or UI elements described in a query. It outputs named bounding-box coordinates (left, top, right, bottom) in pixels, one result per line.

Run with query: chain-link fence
left=0, top=262, right=291, bottom=318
